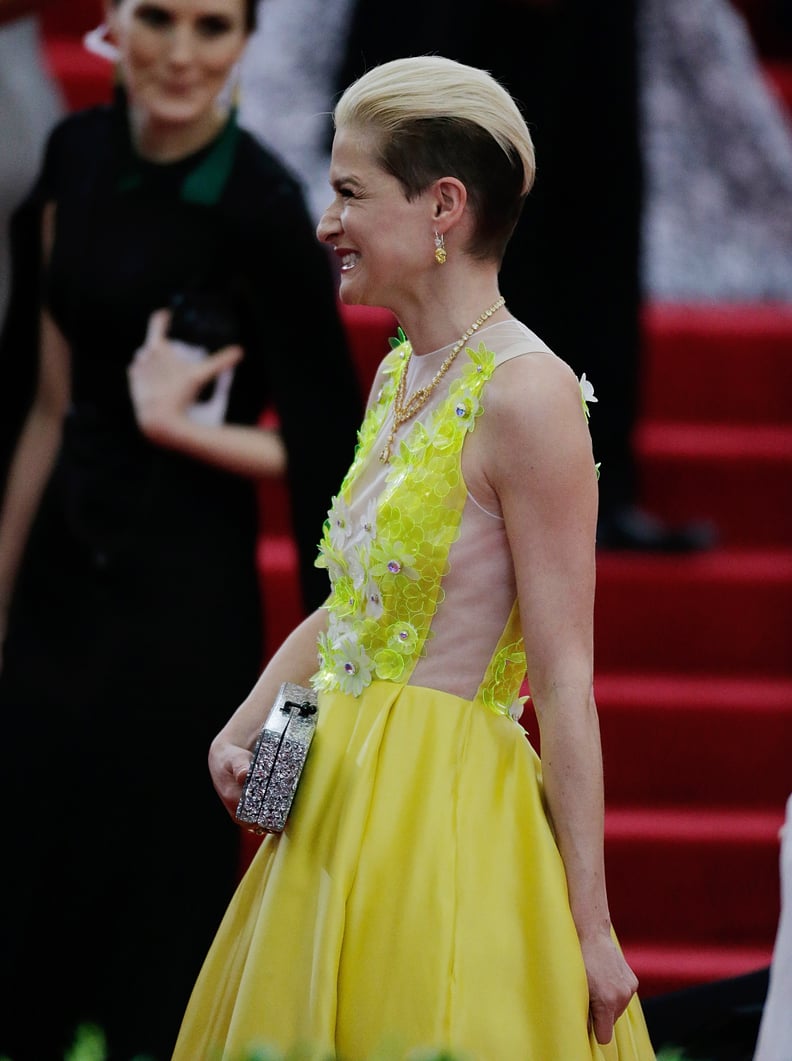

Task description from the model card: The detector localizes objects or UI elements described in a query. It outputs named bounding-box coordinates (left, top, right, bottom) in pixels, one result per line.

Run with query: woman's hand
left=128, top=307, right=243, bottom=443
left=208, top=731, right=256, bottom=821
left=205, top=611, right=329, bottom=820
left=581, top=932, right=639, bottom=1044
left=126, top=307, right=285, bottom=476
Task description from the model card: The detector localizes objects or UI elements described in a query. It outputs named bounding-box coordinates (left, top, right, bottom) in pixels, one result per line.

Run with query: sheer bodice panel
left=319, top=319, right=553, bottom=706
left=411, top=491, right=515, bottom=700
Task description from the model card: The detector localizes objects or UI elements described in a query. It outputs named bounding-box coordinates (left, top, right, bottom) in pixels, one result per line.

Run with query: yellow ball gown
left=172, top=321, right=656, bottom=1061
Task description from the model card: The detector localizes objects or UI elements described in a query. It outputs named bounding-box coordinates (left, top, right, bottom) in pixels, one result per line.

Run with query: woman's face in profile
left=318, top=124, right=438, bottom=309
left=109, top=0, right=248, bottom=129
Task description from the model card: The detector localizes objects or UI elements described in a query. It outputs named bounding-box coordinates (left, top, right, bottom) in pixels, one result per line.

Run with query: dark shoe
left=597, top=505, right=718, bottom=553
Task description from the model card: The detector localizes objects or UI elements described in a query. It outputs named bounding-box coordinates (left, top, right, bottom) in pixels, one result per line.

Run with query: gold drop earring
left=434, top=231, right=447, bottom=264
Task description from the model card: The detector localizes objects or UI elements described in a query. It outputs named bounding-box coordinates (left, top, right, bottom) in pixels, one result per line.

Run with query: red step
left=624, top=942, right=773, bottom=1000
left=594, top=550, right=792, bottom=675
left=597, top=673, right=792, bottom=807
left=605, top=807, right=783, bottom=951
left=641, top=303, right=792, bottom=426
left=636, top=422, right=792, bottom=546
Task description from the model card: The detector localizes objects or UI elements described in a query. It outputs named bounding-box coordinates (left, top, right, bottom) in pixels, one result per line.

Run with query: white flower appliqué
left=579, top=373, right=598, bottom=421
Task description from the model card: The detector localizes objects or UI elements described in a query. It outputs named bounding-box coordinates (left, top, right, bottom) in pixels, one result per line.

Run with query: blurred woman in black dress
left=0, top=2, right=360, bottom=1058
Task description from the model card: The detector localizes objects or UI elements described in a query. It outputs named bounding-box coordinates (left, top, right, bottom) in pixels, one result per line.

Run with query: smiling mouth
left=339, top=252, right=360, bottom=272
left=163, top=83, right=196, bottom=95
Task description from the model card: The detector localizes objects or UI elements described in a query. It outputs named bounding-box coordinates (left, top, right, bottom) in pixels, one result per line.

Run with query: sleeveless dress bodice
left=314, top=318, right=554, bottom=714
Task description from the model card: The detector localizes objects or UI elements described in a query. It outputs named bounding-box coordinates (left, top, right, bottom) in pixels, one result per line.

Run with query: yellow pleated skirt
left=172, top=682, right=655, bottom=1061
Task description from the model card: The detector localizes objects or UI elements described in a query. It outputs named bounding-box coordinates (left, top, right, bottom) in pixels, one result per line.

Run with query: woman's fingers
left=195, top=344, right=244, bottom=383
left=144, top=306, right=172, bottom=346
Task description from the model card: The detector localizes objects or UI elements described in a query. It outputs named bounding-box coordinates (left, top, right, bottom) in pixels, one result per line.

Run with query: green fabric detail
left=116, top=109, right=239, bottom=204
left=180, top=112, right=239, bottom=204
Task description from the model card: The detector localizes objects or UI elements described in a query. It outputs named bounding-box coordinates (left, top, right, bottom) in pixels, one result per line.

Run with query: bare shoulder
left=483, top=349, right=585, bottom=441
left=464, top=345, right=597, bottom=514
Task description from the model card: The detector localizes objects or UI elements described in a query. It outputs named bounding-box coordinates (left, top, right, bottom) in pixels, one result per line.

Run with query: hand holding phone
left=128, top=306, right=242, bottom=435
left=166, top=290, right=243, bottom=426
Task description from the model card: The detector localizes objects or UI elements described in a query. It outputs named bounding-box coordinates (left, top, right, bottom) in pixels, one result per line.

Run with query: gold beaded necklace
left=379, top=296, right=506, bottom=464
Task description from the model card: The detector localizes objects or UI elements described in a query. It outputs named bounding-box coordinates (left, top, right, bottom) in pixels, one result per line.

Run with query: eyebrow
left=330, top=175, right=364, bottom=190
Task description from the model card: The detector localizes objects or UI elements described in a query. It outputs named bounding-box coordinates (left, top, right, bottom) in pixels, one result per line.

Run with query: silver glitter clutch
left=235, top=682, right=318, bottom=835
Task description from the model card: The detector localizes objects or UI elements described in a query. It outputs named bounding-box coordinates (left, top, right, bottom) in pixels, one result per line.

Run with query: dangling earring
left=434, top=231, right=447, bottom=265
left=83, top=23, right=121, bottom=63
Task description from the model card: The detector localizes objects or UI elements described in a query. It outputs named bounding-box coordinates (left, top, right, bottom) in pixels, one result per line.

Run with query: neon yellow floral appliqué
left=312, top=339, right=530, bottom=713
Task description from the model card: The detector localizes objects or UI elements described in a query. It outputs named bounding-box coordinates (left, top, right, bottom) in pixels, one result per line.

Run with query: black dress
left=0, top=100, right=361, bottom=1061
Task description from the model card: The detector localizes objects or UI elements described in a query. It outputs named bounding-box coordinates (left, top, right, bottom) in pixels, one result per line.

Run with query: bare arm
left=480, top=352, right=637, bottom=1044
left=0, top=307, right=69, bottom=641
left=208, top=607, right=329, bottom=818
left=127, top=308, right=287, bottom=479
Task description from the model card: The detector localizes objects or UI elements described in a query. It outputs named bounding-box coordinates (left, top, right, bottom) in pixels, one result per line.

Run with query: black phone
left=168, top=290, right=241, bottom=352
left=167, top=290, right=242, bottom=406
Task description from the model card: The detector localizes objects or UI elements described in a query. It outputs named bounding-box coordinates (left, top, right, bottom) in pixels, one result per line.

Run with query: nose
left=316, top=201, right=341, bottom=245
left=167, top=24, right=195, bottom=65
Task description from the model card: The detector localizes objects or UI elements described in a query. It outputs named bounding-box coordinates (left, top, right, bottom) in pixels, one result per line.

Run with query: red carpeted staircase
left=596, top=302, right=792, bottom=997
left=37, top=0, right=792, bottom=1004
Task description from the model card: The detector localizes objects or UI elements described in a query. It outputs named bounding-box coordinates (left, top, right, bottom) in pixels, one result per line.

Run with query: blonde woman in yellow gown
left=173, top=55, right=657, bottom=1061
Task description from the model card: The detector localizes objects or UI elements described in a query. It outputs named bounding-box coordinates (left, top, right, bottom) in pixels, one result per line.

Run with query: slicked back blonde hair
left=334, top=55, right=536, bottom=263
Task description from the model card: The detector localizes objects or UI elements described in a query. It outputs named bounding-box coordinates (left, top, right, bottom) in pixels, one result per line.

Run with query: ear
left=430, top=177, right=468, bottom=234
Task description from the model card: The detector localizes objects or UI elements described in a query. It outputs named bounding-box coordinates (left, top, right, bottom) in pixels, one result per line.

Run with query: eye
left=196, top=15, right=235, bottom=38
left=135, top=4, right=172, bottom=29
